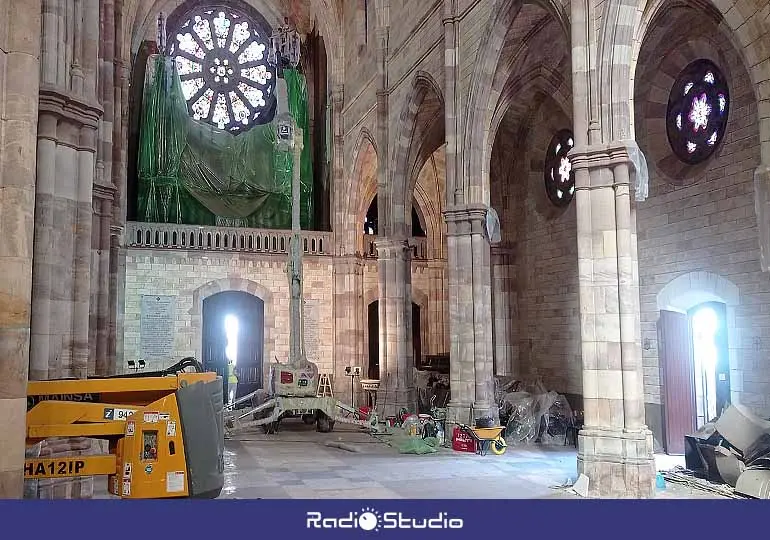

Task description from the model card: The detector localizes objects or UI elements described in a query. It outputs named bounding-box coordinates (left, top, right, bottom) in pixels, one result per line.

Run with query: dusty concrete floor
left=217, top=420, right=726, bottom=499
left=92, top=420, right=728, bottom=499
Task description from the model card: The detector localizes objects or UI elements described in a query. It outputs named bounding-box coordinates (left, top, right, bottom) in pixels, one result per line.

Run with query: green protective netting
left=384, top=433, right=440, bottom=455
left=137, top=54, right=313, bottom=229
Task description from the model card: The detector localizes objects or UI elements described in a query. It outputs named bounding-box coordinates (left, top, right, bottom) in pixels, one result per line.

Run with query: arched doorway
left=367, top=299, right=422, bottom=379
left=658, top=303, right=731, bottom=454
left=656, top=272, right=738, bottom=454
left=202, top=291, right=265, bottom=404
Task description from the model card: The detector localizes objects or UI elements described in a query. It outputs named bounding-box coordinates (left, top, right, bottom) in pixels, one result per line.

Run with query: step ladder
left=317, top=374, right=333, bottom=397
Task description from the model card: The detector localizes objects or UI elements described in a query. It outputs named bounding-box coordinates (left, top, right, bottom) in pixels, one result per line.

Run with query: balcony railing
left=363, top=235, right=429, bottom=260
left=126, top=222, right=331, bottom=256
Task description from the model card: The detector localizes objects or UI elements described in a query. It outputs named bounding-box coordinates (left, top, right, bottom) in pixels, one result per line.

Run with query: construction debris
left=683, top=403, right=770, bottom=499
left=324, top=441, right=362, bottom=453
left=496, top=378, right=578, bottom=446
left=661, top=466, right=745, bottom=499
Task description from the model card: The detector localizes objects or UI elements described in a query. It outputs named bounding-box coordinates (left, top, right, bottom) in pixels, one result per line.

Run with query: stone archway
left=190, top=278, right=275, bottom=385
left=657, top=272, right=740, bottom=400
left=655, top=272, right=741, bottom=450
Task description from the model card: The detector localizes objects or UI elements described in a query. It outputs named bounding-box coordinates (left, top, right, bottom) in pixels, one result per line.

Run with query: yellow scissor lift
left=24, top=358, right=225, bottom=499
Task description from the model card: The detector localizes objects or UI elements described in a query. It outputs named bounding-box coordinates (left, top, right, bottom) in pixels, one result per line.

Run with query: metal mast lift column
left=223, top=21, right=383, bottom=436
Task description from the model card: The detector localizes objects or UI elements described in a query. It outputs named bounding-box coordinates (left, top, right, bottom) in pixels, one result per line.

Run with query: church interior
left=3, top=0, right=770, bottom=499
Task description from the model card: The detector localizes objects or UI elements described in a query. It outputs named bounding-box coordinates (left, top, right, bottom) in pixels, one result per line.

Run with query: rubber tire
left=316, top=413, right=335, bottom=433
left=491, top=436, right=507, bottom=455
left=302, top=413, right=316, bottom=425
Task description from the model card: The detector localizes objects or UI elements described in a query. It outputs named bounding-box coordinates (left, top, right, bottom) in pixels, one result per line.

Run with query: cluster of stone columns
left=375, top=239, right=416, bottom=415
left=31, top=106, right=99, bottom=382
left=443, top=205, right=497, bottom=424
left=331, top=256, right=365, bottom=398
left=0, top=0, right=42, bottom=498
left=569, top=145, right=655, bottom=497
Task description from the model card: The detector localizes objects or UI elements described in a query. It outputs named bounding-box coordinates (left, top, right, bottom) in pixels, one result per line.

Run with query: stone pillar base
left=446, top=401, right=472, bottom=425
left=577, top=427, right=656, bottom=498
left=473, top=401, right=500, bottom=424
left=445, top=401, right=500, bottom=425
left=379, top=387, right=417, bottom=418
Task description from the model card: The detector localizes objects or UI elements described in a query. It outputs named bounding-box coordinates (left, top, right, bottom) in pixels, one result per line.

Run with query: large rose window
left=666, top=59, right=730, bottom=165
left=169, top=6, right=276, bottom=134
left=544, top=129, right=575, bottom=208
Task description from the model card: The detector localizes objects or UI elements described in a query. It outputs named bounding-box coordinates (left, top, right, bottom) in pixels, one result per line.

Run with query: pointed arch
left=461, top=0, right=571, bottom=205
left=342, top=128, right=378, bottom=255
left=630, top=0, right=770, bottom=165
left=388, top=71, right=445, bottom=238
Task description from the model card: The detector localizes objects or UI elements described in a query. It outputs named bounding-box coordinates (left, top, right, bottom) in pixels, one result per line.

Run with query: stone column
left=93, top=193, right=114, bottom=376
left=32, top=94, right=101, bottom=380
left=570, top=145, right=655, bottom=498
left=109, top=227, right=125, bottom=373
left=30, top=113, right=57, bottom=381
left=376, top=238, right=416, bottom=415
left=491, top=245, right=516, bottom=376
left=444, top=204, right=497, bottom=424
left=0, top=0, right=42, bottom=498
left=72, top=126, right=96, bottom=379
left=332, top=256, right=365, bottom=400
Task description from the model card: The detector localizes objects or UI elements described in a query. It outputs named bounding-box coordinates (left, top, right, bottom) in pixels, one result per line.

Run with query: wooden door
left=202, top=291, right=266, bottom=402
left=658, top=310, right=696, bottom=455
left=234, top=293, right=264, bottom=399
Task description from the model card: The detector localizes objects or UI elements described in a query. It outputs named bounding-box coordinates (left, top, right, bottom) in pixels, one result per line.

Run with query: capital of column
left=331, top=84, right=344, bottom=104
left=39, top=85, right=103, bottom=131
left=375, top=237, right=411, bottom=260
left=333, top=255, right=364, bottom=275
left=92, top=182, right=116, bottom=202
left=569, top=141, right=635, bottom=190
left=491, top=243, right=515, bottom=263
left=443, top=203, right=488, bottom=237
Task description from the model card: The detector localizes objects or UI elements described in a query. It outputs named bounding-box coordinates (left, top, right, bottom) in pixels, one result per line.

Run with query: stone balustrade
left=363, top=234, right=429, bottom=260
left=126, top=222, right=332, bottom=255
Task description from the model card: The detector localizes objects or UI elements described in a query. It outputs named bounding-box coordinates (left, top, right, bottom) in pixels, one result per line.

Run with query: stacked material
left=685, top=403, right=770, bottom=499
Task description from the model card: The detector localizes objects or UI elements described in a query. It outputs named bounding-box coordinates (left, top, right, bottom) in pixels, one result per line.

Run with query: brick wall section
left=493, top=102, right=581, bottom=395
left=635, top=15, right=767, bottom=415
left=123, top=249, right=449, bottom=393
left=123, top=250, right=335, bottom=381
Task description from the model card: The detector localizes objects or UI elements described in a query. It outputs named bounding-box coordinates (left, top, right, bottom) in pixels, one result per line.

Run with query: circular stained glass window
left=169, top=6, right=276, bottom=134
left=544, top=129, right=575, bottom=207
left=666, top=59, right=729, bottom=165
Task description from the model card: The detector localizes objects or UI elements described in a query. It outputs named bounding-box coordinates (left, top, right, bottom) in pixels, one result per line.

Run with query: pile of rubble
left=685, top=403, right=770, bottom=499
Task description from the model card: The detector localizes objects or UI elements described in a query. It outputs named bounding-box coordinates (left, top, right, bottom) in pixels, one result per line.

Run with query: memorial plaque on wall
left=140, top=295, right=176, bottom=359
left=303, top=299, right=320, bottom=363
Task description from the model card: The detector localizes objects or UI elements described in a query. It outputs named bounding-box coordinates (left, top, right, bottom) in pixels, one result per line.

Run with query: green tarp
left=137, top=54, right=313, bottom=229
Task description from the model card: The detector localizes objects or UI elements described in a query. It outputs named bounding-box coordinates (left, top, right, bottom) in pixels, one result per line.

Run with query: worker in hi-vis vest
left=227, top=361, right=238, bottom=405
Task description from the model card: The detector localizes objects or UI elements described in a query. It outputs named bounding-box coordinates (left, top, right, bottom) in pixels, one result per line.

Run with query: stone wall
left=123, top=250, right=335, bottom=381
left=489, top=62, right=579, bottom=395
left=123, top=247, right=450, bottom=396
left=634, top=7, right=766, bottom=435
